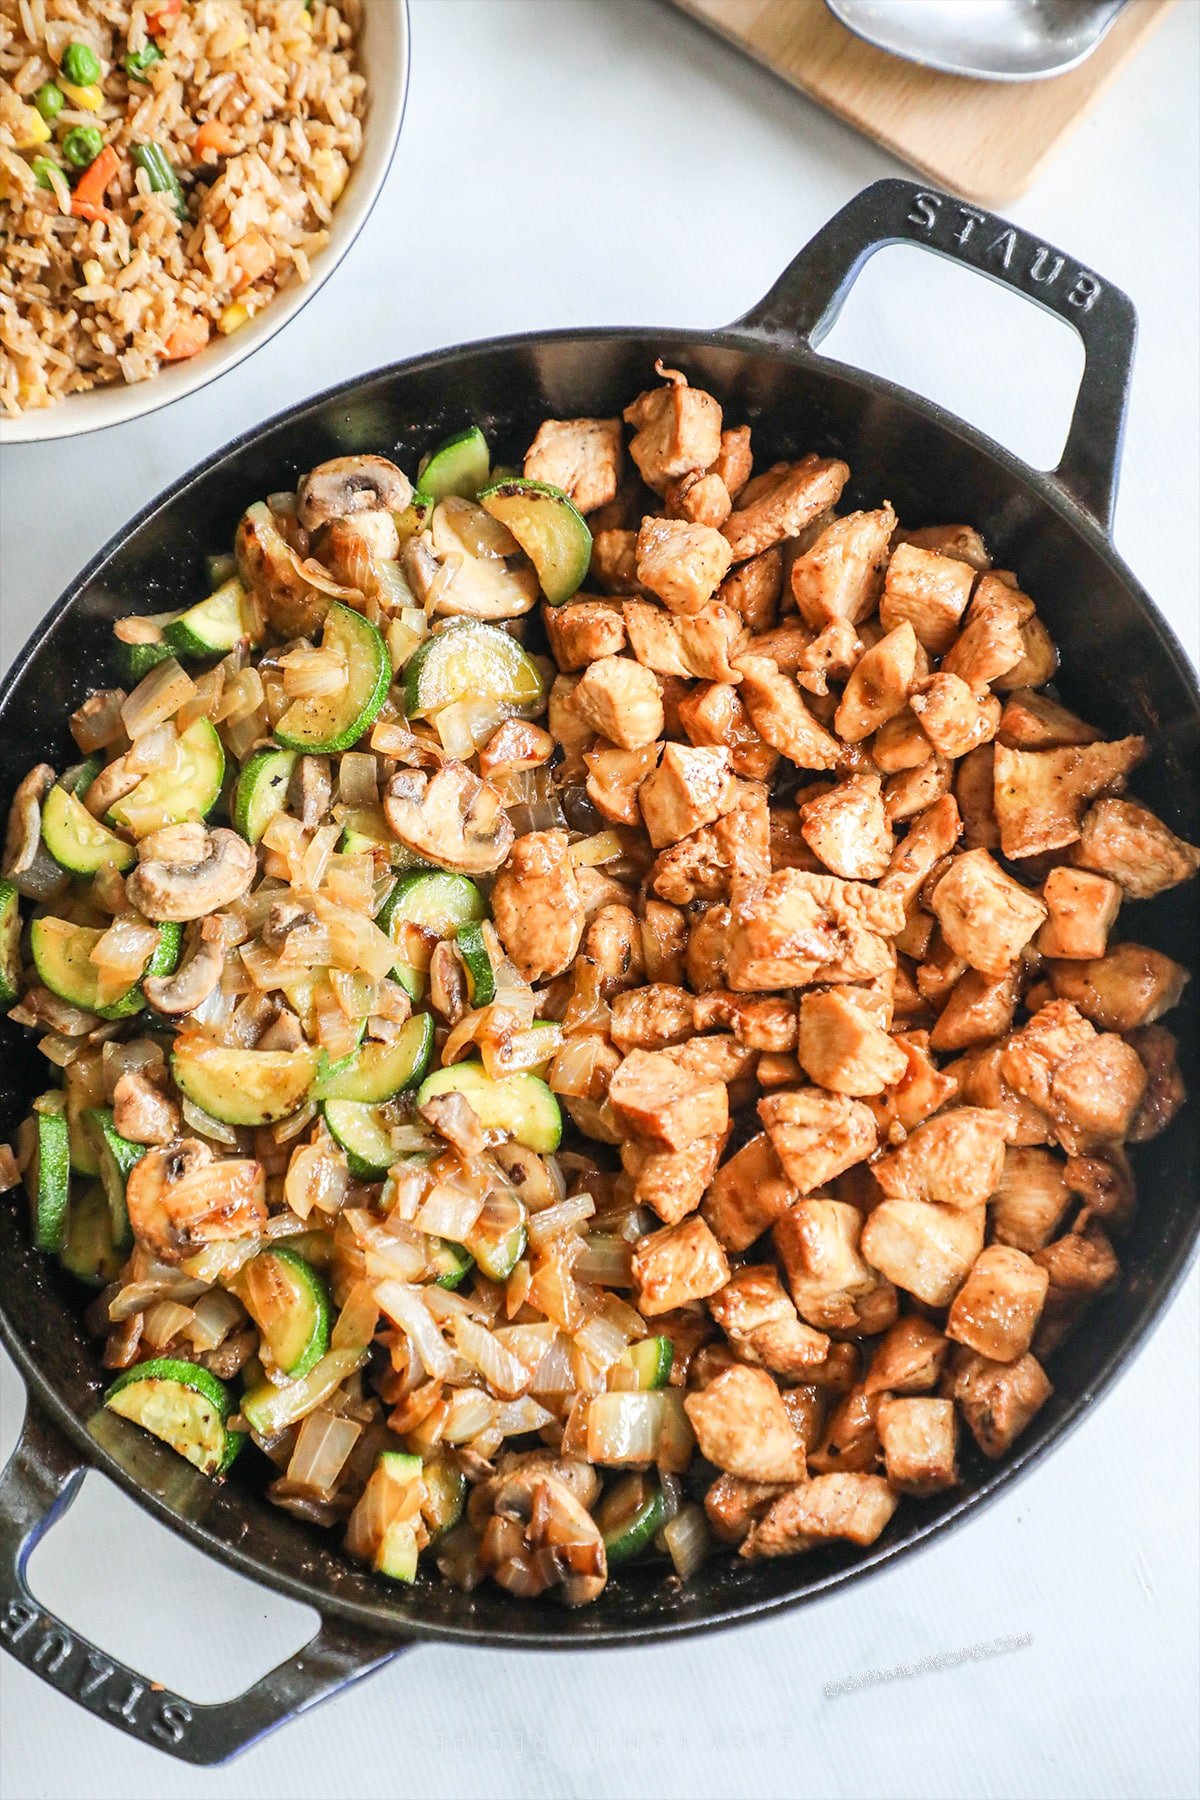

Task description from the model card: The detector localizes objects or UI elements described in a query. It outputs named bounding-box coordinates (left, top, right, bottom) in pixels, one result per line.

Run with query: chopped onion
left=338, top=752, right=379, bottom=808
left=492, top=1397, right=554, bottom=1437
left=441, top=1385, right=495, bottom=1444
left=526, top=1331, right=577, bottom=1396
left=547, top=1035, right=610, bottom=1101
left=141, top=1300, right=196, bottom=1349
left=332, top=1280, right=381, bottom=1351
left=70, top=689, right=127, bottom=752
left=435, top=699, right=507, bottom=759
left=285, top=1137, right=350, bottom=1219
left=374, top=1282, right=456, bottom=1378
left=187, top=1288, right=244, bottom=1351
left=573, top=1233, right=634, bottom=1287
left=662, top=1504, right=712, bottom=1580
left=453, top=1316, right=531, bottom=1401
left=569, top=830, right=625, bottom=867
left=363, top=1233, right=426, bottom=1285
left=585, top=1392, right=660, bottom=1466
left=573, top=1306, right=633, bottom=1371
left=287, top=1409, right=362, bottom=1495
left=526, top=1191, right=595, bottom=1250
left=415, top=1179, right=486, bottom=1242
left=90, top=914, right=158, bottom=986
left=280, top=644, right=346, bottom=700
left=215, top=666, right=265, bottom=725
left=121, top=659, right=196, bottom=739
left=504, top=764, right=566, bottom=835
left=127, top=721, right=179, bottom=775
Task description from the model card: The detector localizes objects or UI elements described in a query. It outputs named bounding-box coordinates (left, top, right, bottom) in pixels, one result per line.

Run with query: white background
left=1, top=2, right=1197, bottom=1796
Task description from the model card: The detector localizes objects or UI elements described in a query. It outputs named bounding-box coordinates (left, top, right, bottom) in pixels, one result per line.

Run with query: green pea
left=123, top=43, right=163, bottom=81
left=30, top=156, right=61, bottom=190
left=34, top=81, right=64, bottom=122
left=61, top=41, right=102, bottom=86
left=62, top=125, right=104, bottom=170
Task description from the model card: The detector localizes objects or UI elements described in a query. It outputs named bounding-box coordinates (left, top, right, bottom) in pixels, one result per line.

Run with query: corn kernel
left=218, top=301, right=250, bottom=335
left=59, top=81, right=104, bottom=111
left=82, top=258, right=104, bottom=286
left=15, top=107, right=52, bottom=150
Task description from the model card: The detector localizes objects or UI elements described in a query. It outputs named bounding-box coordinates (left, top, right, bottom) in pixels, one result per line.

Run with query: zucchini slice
left=596, top=1473, right=667, bottom=1565
left=322, top=1099, right=396, bottom=1180
left=416, top=1062, right=562, bottom=1154
left=395, top=489, right=434, bottom=546
left=428, top=1237, right=473, bottom=1291
left=338, top=812, right=430, bottom=874
left=241, top=1347, right=365, bottom=1437
left=456, top=920, right=496, bottom=1007
left=232, top=745, right=298, bottom=845
left=61, top=755, right=104, bottom=797
left=619, top=1335, right=674, bottom=1391
left=463, top=1187, right=527, bottom=1282
left=240, top=1245, right=330, bottom=1378
left=417, top=426, right=490, bottom=502
left=60, top=1179, right=126, bottom=1287
left=478, top=477, right=592, bottom=605
left=377, top=869, right=486, bottom=999
left=21, top=1094, right=70, bottom=1253
left=313, top=1013, right=435, bottom=1103
left=420, top=1456, right=467, bottom=1536
left=108, top=718, right=225, bottom=835
left=162, top=577, right=255, bottom=660
left=104, top=1357, right=243, bottom=1477
left=41, top=783, right=135, bottom=876
left=116, top=638, right=175, bottom=683
left=65, top=1051, right=105, bottom=1175
left=83, top=1107, right=145, bottom=1246
left=171, top=1036, right=319, bottom=1127
left=274, top=603, right=391, bottom=755
left=371, top=1451, right=424, bottom=1582
left=30, top=916, right=182, bottom=1020
left=402, top=619, right=547, bottom=721
left=0, top=879, right=21, bottom=1007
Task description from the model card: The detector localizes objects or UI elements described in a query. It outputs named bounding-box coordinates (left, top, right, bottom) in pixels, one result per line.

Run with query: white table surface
left=1, top=2, right=1197, bottom=1796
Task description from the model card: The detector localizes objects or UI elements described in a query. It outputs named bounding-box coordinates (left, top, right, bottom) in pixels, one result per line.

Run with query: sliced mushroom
left=127, top=826, right=257, bottom=922
left=262, top=899, right=317, bottom=951
left=236, top=500, right=327, bottom=639
left=420, top=1088, right=485, bottom=1158
left=291, top=755, right=332, bottom=829
left=479, top=1468, right=607, bottom=1607
left=3, top=764, right=69, bottom=901
left=83, top=753, right=141, bottom=821
left=383, top=762, right=514, bottom=875
left=14, top=985, right=99, bottom=1036
left=256, top=1006, right=306, bottom=1052
left=144, top=915, right=225, bottom=1015
left=429, top=939, right=469, bottom=1025
left=125, top=1137, right=266, bottom=1263
left=403, top=499, right=539, bottom=621
left=296, top=455, right=413, bottom=532
left=111, top=1069, right=181, bottom=1145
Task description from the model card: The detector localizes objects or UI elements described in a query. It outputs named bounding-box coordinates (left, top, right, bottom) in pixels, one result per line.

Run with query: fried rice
left=0, top=0, right=364, bottom=415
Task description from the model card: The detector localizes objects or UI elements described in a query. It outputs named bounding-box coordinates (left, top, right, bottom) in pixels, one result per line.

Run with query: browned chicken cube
left=1036, top=867, right=1122, bottom=959
left=863, top=1317, right=949, bottom=1397
left=630, top=1213, right=730, bottom=1316
left=572, top=655, right=664, bottom=749
left=910, top=674, right=1001, bottom=759
left=789, top=505, right=896, bottom=628
left=992, top=738, right=1147, bottom=859
left=1046, top=942, right=1189, bottom=1033
left=951, top=1041, right=1056, bottom=1148
left=880, top=793, right=962, bottom=908
left=995, top=608, right=1057, bottom=692
left=998, top=687, right=1100, bottom=750
left=746, top=620, right=820, bottom=676
left=759, top=1089, right=878, bottom=1193
left=589, top=527, right=640, bottom=594
left=583, top=743, right=658, bottom=826
left=683, top=1363, right=808, bottom=1483
left=609, top=1048, right=729, bottom=1151
left=873, top=1106, right=1008, bottom=1210
left=876, top=1397, right=958, bottom=1495
left=950, top=1347, right=1052, bottom=1458
left=723, top=456, right=850, bottom=563
left=860, top=1200, right=985, bottom=1306
left=808, top=1386, right=880, bottom=1475
left=651, top=780, right=771, bottom=906
left=708, top=1264, right=833, bottom=1379
left=638, top=743, right=739, bottom=848
left=610, top=983, right=694, bottom=1053
left=740, top=1472, right=898, bottom=1558
left=873, top=706, right=934, bottom=774
left=1064, top=1145, right=1136, bottom=1230
left=692, top=991, right=798, bottom=1052
left=711, top=424, right=754, bottom=500
left=635, top=516, right=733, bottom=616
left=941, top=582, right=1025, bottom=693
left=894, top=523, right=991, bottom=570
left=1033, top=1223, right=1120, bottom=1355
left=727, top=867, right=903, bottom=991
left=835, top=623, right=921, bottom=743
left=678, top=680, right=779, bottom=783
left=701, top=1131, right=799, bottom=1252
left=543, top=598, right=627, bottom=670
left=666, top=468, right=732, bottom=529
left=868, top=1031, right=958, bottom=1139
left=734, top=653, right=843, bottom=770
left=1128, top=1024, right=1186, bottom=1143
left=1000, top=999, right=1147, bottom=1152
left=797, top=990, right=908, bottom=1097
left=490, top=830, right=586, bottom=983
left=1072, top=798, right=1200, bottom=899
left=885, top=756, right=953, bottom=825
left=665, top=1033, right=756, bottom=1096
left=989, top=1147, right=1072, bottom=1253
left=685, top=902, right=733, bottom=992
left=717, top=547, right=783, bottom=632
left=623, top=368, right=723, bottom=493
left=799, top=773, right=894, bottom=880
left=621, top=1133, right=725, bottom=1226
left=879, top=543, right=975, bottom=654
left=524, top=417, right=623, bottom=514
left=946, top=1244, right=1049, bottom=1362
left=704, top=1474, right=788, bottom=1545
left=929, top=966, right=1022, bottom=1053
left=930, top=849, right=1047, bottom=976
left=955, top=743, right=1001, bottom=849
left=623, top=601, right=745, bottom=682
left=773, top=1197, right=886, bottom=1330
left=582, top=904, right=645, bottom=994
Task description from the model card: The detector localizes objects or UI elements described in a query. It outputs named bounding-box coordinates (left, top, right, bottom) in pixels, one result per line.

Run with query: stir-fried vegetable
left=131, top=141, right=187, bottom=219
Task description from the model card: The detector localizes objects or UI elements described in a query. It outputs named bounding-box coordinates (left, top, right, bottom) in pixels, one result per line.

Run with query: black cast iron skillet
left=1, top=180, right=1197, bottom=1764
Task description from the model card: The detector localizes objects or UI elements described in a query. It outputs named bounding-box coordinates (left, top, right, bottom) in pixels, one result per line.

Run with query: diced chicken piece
left=740, top=1472, right=898, bottom=1558
left=868, top=1031, right=957, bottom=1140
left=992, top=737, right=1147, bottom=859
left=524, top=417, right=623, bottom=514
left=873, top=1106, right=1007, bottom=1210
left=950, top=1347, right=1052, bottom=1458
left=990, top=1147, right=1072, bottom=1253
left=1072, top=798, right=1200, bottom=900
left=929, top=965, right=1021, bottom=1053
left=1032, top=1223, right=1120, bottom=1356
left=621, top=1132, right=725, bottom=1226
left=692, top=991, right=797, bottom=1051
left=941, top=582, right=1025, bottom=693
left=998, top=688, right=1101, bottom=750
left=727, top=867, right=903, bottom=991
left=582, top=904, right=644, bottom=994
left=623, top=601, right=745, bottom=682
left=704, top=1473, right=788, bottom=1545
left=873, top=707, right=934, bottom=774
left=863, top=1317, right=949, bottom=1397
left=710, top=425, right=754, bottom=500
left=490, top=830, right=585, bottom=983
left=717, top=547, right=782, bottom=632
left=701, top=1131, right=798, bottom=1252
left=543, top=598, right=627, bottom=670
left=572, top=655, right=663, bottom=749
left=589, top=527, right=640, bottom=594
left=722, top=456, right=850, bottom=563
left=955, top=743, right=1000, bottom=849
left=807, top=1386, right=880, bottom=1475
left=734, top=653, right=842, bottom=770
left=1000, top=999, right=1147, bottom=1153
left=640, top=899, right=687, bottom=985
left=1036, top=867, right=1122, bottom=959
left=1065, top=1146, right=1136, bottom=1230
left=910, top=674, right=1001, bottom=759
left=651, top=1306, right=717, bottom=1387
left=798, top=619, right=864, bottom=697
left=861, top=1200, right=985, bottom=1306
left=631, top=1214, right=730, bottom=1316
left=894, top=907, right=936, bottom=960
left=914, top=930, right=968, bottom=1011
left=548, top=673, right=594, bottom=779
left=946, top=1244, right=1049, bottom=1363
left=665, top=468, right=732, bottom=529
left=1127, top=1024, right=1186, bottom=1144
left=894, top=523, right=991, bottom=570
left=583, top=743, right=658, bottom=826
left=834, top=623, right=920, bottom=744
left=650, top=780, right=770, bottom=907
left=685, top=903, right=733, bottom=992
left=663, top=1031, right=756, bottom=1091
left=575, top=865, right=634, bottom=928
left=745, top=621, right=817, bottom=676
left=797, top=990, right=907, bottom=1097
left=768, top=804, right=822, bottom=874
left=879, top=793, right=961, bottom=910
left=610, top=983, right=694, bottom=1052
left=635, top=516, right=732, bottom=616
left=683, top=1363, right=807, bottom=1483
left=930, top=849, right=1047, bottom=976
left=879, top=543, right=974, bottom=654
left=758, top=1089, right=877, bottom=1198
left=638, top=743, right=738, bottom=849
left=876, top=1397, right=958, bottom=1495
left=1047, top=942, right=1188, bottom=1032
left=789, top=505, right=897, bottom=628
left=950, top=1042, right=1056, bottom=1148
left=678, top=681, right=778, bottom=783
left=994, top=615, right=1059, bottom=693
left=623, top=368, right=723, bottom=493
left=609, top=1048, right=729, bottom=1151
left=799, top=773, right=894, bottom=880
left=708, top=1265, right=832, bottom=1379
left=884, top=756, right=953, bottom=824
left=773, top=1197, right=887, bottom=1331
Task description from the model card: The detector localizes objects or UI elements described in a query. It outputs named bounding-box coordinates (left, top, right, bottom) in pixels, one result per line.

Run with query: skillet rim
left=1, top=320, right=1198, bottom=1649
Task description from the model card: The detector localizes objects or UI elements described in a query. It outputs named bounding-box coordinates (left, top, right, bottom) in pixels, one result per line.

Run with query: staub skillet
left=1, top=181, right=1197, bottom=1764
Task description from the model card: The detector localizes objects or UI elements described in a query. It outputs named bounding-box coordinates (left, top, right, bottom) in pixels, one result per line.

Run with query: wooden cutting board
left=670, top=0, right=1175, bottom=203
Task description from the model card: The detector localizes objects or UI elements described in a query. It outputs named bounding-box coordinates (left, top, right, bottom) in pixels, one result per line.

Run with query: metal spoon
left=824, top=0, right=1128, bottom=82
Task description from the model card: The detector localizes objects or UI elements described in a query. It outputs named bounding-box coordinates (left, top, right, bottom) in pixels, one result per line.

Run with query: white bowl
left=0, top=0, right=409, bottom=446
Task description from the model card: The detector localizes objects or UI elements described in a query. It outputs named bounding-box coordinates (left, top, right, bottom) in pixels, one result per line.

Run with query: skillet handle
left=734, top=177, right=1136, bottom=535
left=0, top=1403, right=407, bottom=1765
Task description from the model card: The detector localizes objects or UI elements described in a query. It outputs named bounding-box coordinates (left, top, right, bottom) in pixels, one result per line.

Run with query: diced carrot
left=147, top=0, right=182, bottom=33
left=163, top=314, right=210, bottom=360
left=193, top=119, right=238, bottom=163
left=230, top=230, right=275, bottom=291
left=70, top=144, right=121, bottom=221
